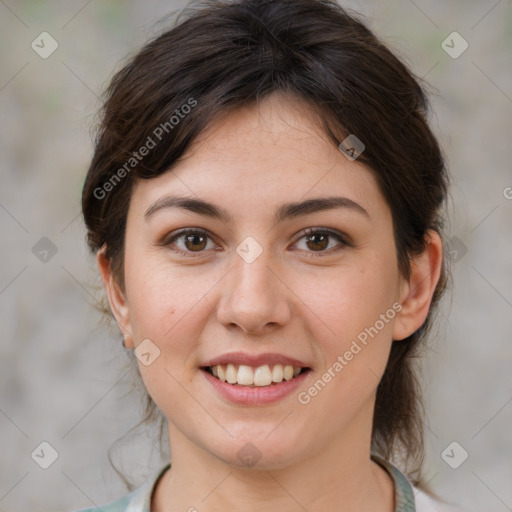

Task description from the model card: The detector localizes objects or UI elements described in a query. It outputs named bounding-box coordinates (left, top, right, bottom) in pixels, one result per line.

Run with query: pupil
left=186, top=233, right=206, bottom=251
left=307, top=233, right=328, bottom=251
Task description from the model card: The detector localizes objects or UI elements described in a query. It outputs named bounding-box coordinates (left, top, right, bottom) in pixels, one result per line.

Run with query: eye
left=162, top=228, right=218, bottom=256
left=160, top=227, right=350, bottom=258
left=292, top=228, right=350, bottom=255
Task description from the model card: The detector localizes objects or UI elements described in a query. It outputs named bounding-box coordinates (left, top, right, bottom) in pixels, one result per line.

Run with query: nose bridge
left=236, top=247, right=274, bottom=297
left=217, top=238, right=289, bottom=333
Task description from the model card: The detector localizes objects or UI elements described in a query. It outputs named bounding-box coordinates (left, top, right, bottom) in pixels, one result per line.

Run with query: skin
left=98, top=92, right=443, bottom=511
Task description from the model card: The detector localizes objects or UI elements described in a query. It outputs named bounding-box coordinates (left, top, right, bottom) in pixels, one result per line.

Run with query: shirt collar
left=122, top=463, right=170, bottom=512
left=121, top=457, right=415, bottom=512
left=372, top=454, right=416, bottom=511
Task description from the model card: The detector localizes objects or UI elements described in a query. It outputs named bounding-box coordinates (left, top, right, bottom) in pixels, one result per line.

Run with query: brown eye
left=305, top=232, right=329, bottom=251
left=183, top=232, right=208, bottom=251
left=294, top=228, right=349, bottom=255
left=163, top=229, right=216, bottom=256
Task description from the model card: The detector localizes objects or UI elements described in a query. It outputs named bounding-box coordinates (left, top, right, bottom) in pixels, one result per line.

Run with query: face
left=106, top=93, right=413, bottom=469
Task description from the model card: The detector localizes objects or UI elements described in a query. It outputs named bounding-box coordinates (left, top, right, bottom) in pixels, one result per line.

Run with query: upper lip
left=201, top=352, right=310, bottom=368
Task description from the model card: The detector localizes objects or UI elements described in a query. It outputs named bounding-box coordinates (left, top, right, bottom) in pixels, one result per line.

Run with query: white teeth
left=271, top=364, right=284, bottom=382
left=237, top=365, right=254, bottom=385
left=253, top=364, right=272, bottom=386
left=209, top=363, right=304, bottom=386
left=283, top=365, right=294, bottom=381
left=225, top=363, right=237, bottom=384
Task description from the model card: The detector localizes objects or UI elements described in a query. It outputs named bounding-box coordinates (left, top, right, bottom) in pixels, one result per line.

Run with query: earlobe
left=392, top=230, right=443, bottom=341
left=96, top=245, right=134, bottom=348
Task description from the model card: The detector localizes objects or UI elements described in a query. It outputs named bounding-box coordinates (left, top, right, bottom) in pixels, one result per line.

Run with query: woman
left=77, top=0, right=458, bottom=510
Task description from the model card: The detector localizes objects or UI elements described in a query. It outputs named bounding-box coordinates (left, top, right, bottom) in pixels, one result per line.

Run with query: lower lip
left=201, top=368, right=311, bottom=405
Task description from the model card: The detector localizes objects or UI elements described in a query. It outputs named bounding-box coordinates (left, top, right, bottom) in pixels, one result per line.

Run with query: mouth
left=201, top=364, right=311, bottom=387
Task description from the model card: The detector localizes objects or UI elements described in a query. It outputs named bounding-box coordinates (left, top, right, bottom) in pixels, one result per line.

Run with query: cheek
left=124, top=251, right=206, bottom=339
left=296, top=274, right=397, bottom=426
left=299, top=257, right=399, bottom=344
left=123, top=255, right=224, bottom=397
left=294, top=256, right=399, bottom=411
left=124, top=262, right=209, bottom=416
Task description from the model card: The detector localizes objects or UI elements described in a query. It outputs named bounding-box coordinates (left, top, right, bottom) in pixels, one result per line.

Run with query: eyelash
left=161, top=227, right=350, bottom=258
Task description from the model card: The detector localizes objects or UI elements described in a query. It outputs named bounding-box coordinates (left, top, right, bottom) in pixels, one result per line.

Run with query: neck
left=152, top=405, right=395, bottom=511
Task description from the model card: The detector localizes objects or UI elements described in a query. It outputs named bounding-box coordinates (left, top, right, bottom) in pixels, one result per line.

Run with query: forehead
left=129, top=93, right=389, bottom=224
left=182, top=94, right=345, bottom=174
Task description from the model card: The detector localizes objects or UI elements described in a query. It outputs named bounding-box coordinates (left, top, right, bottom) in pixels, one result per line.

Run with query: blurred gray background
left=1, top=1, right=511, bottom=511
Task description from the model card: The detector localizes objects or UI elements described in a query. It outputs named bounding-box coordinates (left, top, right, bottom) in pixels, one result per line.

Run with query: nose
left=216, top=248, right=291, bottom=336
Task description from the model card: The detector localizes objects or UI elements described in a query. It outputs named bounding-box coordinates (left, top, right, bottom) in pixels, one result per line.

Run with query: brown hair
left=82, top=0, right=449, bottom=492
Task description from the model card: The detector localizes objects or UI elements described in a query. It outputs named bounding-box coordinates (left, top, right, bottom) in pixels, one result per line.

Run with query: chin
left=206, top=430, right=306, bottom=471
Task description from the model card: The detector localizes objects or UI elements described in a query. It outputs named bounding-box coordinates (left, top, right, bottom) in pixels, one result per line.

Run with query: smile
left=200, top=352, right=312, bottom=404
left=204, top=364, right=308, bottom=387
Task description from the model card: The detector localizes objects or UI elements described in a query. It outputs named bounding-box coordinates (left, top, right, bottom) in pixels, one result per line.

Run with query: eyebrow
left=144, top=194, right=370, bottom=224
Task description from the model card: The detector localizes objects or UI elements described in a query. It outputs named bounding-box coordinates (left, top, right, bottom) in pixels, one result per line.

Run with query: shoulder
left=71, top=464, right=170, bottom=512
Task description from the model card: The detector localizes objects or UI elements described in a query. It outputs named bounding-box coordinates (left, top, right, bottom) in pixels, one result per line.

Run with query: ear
left=393, top=230, right=444, bottom=341
left=96, top=245, right=134, bottom=348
